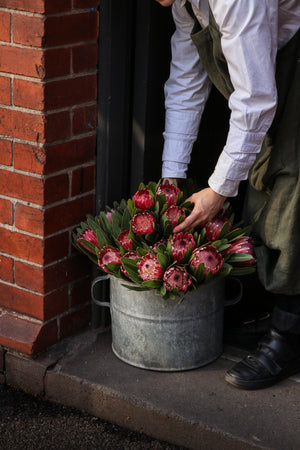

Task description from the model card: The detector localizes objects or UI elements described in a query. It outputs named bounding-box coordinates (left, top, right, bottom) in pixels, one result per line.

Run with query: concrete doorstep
left=2, top=327, right=300, bottom=450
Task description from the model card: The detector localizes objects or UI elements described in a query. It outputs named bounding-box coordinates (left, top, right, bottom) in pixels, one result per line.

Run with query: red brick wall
left=0, top=0, right=99, bottom=355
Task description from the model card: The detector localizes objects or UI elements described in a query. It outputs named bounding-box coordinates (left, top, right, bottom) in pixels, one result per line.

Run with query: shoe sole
left=225, top=362, right=300, bottom=390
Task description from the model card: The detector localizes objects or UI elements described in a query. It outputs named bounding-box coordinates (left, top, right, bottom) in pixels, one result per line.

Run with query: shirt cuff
left=208, top=127, right=267, bottom=197
left=208, top=173, right=240, bottom=197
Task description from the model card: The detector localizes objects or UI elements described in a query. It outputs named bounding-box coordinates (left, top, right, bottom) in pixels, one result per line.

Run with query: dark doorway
left=96, top=0, right=174, bottom=214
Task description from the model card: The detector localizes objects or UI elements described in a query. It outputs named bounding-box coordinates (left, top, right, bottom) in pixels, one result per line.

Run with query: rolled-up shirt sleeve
left=208, top=0, right=278, bottom=196
left=162, top=1, right=212, bottom=179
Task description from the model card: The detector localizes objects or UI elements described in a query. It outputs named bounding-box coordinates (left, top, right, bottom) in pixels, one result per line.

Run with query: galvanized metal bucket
left=92, top=275, right=233, bottom=371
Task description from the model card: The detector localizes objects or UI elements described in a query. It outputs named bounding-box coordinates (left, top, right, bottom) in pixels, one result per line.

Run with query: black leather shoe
left=225, top=329, right=300, bottom=390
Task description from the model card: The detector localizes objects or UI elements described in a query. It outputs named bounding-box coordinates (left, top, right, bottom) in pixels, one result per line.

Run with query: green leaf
left=105, top=262, right=121, bottom=275
left=193, top=262, right=205, bottom=284
left=217, top=220, right=230, bottom=240
left=120, top=257, right=142, bottom=284
left=77, top=238, right=97, bottom=254
left=99, top=211, right=113, bottom=234
left=146, top=181, right=158, bottom=196
left=156, top=252, right=169, bottom=270
left=121, top=207, right=131, bottom=230
left=225, top=227, right=244, bottom=242
left=217, top=262, right=232, bottom=278
left=135, top=246, right=149, bottom=257
left=228, top=253, right=254, bottom=263
left=127, top=198, right=136, bottom=217
left=230, top=266, right=256, bottom=276
left=142, top=279, right=163, bottom=289
left=96, top=227, right=110, bottom=249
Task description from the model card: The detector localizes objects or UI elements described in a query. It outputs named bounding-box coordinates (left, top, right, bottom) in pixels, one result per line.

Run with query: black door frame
left=94, top=1, right=173, bottom=327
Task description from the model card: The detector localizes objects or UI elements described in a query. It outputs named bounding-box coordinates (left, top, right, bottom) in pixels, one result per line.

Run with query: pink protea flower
left=105, top=209, right=115, bottom=224
left=98, top=246, right=121, bottom=273
left=171, top=232, right=196, bottom=264
left=163, top=266, right=192, bottom=294
left=131, top=212, right=156, bottom=235
left=118, top=229, right=132, bottom=250
left=223, top=236, right=257, bottom=266
left=156, top=183, right=180, bottom=207
left=150, top=238, right=168, bottom=253
left=121, top=251, right=139, bottom=278
left=190, top=245, right=224, bottom=276
left=205, top=216, right=232, bottom=241
left=137, top=253, right=164, bottom=281
left=133, top=188, right=155, bottom=211
left=78, top=227, right=99, bottom=254
left=164, top=205, right=185, bottom=229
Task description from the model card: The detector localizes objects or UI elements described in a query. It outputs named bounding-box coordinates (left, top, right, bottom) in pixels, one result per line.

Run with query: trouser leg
left=271, top=294, right=300, bottom=335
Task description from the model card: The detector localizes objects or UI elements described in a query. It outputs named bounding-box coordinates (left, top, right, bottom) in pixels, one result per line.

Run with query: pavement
left=3, top=326, right=300, bottom=450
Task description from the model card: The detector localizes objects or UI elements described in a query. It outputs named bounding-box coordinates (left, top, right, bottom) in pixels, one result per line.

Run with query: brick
left=59, top=304, right=91, bottom=339
left=0, top=313, right=58, bottom=355
left=0, top=140, right=12, bottom=166
left=15, top=204, right=44, bottom=235
left=44, top=287, right=68, bottom=320
left=44, top=254, right=91, bottom=293
left=70, top=276, right=92, bottom=307
left=44, top=173, right=69, bottom=205
left=44, top=135, right=96, bottom=174
left=14, top=143, right=45, bottom=174
left=0, top=107, right=45, bottom=142
left=14, top=261, right=44, bottom=294
left=0, top=45, right=44, bottom=78
left=0, top=198, right=13, bottom=225
left=71, top=165, right=95, bottom=196
left=0, top=11, right=10, bottom=42
left=72, top=104, right=97, bottom=135
left=72, top=43, right=98, bottom=74
left=45, top=74, right=97, bottom=109
left=0, top=254, right=14, bottom=283
left=74, top=0, right=98, bottom=8
left=0, top=0, right=45, bottom=13
left=0, top=76, right=11, bottom=106
left=45, top=11, right=98, bottom=47
left=44, top=48, right=71, bottom=79
left=0, top=0, right=71, bottom=14
left=44, top=194, right=95, bottom=235
left=45, top=0, right=72, bottom=14
left=13, top=78, right=44, bottom=110
left=13, top=14, right=45, bottom=47
left=0, top=169, right=44, bottom=204
left=45, top=110, right=71, bottom=143
left=0, top=169, right=69, bottom=209
left=44, top=232, right=69, bottom=264
left=16, top=254, right=91, bottom=295
left=0, top=227, right=43, bottom=264
left=0, top=282, right=44, bottom=319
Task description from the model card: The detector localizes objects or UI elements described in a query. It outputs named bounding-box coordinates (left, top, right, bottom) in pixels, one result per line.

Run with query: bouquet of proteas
left=73, top=180, right=256, bottom=300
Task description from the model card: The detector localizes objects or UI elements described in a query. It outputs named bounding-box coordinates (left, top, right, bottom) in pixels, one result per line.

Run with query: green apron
left=185, top=2, right=300, bottom=294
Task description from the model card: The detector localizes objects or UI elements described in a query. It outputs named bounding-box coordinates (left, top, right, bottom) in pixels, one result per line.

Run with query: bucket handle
left=91, top=274, right=111, bottom=308
left=224, top=276, right=243, bottom=307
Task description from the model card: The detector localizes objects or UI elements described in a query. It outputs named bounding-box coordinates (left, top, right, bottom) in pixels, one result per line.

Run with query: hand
left=173, top=187, right=226, bottom=233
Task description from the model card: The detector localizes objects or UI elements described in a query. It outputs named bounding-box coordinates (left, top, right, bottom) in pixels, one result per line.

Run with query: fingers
left=173, top=208, right=202, bottom=233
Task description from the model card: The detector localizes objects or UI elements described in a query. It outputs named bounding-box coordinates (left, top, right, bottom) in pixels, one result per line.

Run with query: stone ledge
left=3, top=327, right=300, bottom=450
